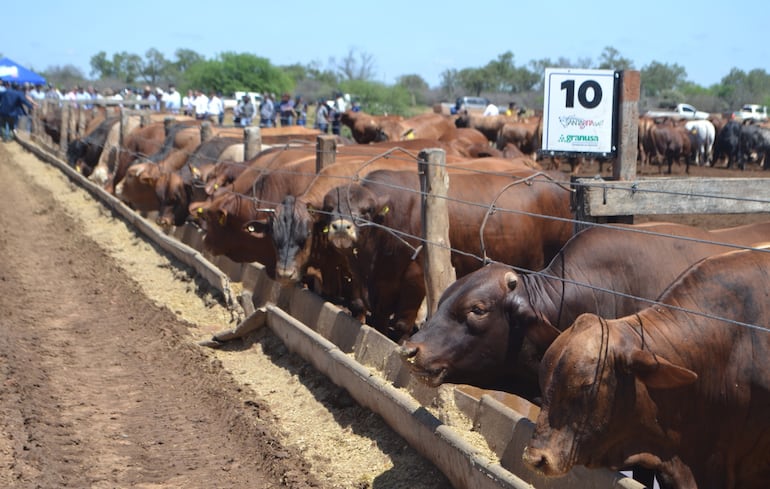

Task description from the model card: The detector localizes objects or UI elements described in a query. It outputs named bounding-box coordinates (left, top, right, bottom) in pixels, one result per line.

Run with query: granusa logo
left=558, top=134, right=599, bottom=144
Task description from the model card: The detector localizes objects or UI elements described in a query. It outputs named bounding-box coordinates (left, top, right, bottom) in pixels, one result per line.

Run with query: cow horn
left=504, top=271, right=518, bottom=291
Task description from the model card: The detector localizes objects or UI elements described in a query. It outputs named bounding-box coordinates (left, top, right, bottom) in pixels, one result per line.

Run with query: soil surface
left=0, top=140, right=451, bottom=489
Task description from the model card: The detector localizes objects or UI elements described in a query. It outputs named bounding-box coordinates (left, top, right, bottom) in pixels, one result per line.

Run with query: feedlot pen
left=11, top=131, right=645, bottom=489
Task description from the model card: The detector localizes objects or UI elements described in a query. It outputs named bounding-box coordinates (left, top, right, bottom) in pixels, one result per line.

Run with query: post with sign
left=541, top=68, right=640, bottom=231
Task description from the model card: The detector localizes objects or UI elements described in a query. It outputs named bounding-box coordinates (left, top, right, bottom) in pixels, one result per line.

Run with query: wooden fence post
left=573, top=70, right=640, bottom=233
left=59, top=103, right=69, bottom=157
left=418, top=148, right=456, bottom=319
left=118, top=107, right=130, bottom=164
left=200, top=121, right=213, bottom=142
left=316, top=135, right=337, bottom=173
left=613, top=70, right=640, bottom=181
left=244, top=127, right=261, bottom=160
left=164, top=116, right=175, bottom=137
left=140, top=111, right=152, bottom=127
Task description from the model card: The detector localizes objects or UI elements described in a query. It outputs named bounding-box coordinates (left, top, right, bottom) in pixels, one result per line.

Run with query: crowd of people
left=2, top=79, right=359, bottom=137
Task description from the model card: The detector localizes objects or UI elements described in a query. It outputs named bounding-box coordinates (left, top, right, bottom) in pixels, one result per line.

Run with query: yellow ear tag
left=380, top=205, right=390, bottom=215
left=323, top=226, right=329, bottom=233
left=406, top=131, right=415, bottom=140
left=218, top=213, right=226, bottom=226
left=192, top=167, right=200, bottom=176
left=213, top=183, right=219, bottom=190
left=196, top=207, right=203, bottom=215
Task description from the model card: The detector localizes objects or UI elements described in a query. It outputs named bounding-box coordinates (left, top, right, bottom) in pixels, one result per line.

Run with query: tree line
left=34, top=46, right=770, bottom=116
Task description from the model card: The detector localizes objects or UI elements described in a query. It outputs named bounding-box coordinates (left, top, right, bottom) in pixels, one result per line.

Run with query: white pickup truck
left=732, top=104, right=768, bottom=121
left=644, top=103, right=710, bottom=119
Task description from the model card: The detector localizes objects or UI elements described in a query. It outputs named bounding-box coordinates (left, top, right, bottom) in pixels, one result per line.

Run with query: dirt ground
left=0, top=141, right=452, bottom=489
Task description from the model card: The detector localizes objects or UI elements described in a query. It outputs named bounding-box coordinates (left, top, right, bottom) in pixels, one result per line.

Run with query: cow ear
left=243, top=219, right=268, bottom=238
left=504, top=288, right=561, bottom=351
left=627, top=349, right=698, bottom=389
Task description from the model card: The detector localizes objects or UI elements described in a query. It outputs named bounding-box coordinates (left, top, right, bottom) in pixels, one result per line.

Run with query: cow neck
left=520, top=249, right=582, bottom=331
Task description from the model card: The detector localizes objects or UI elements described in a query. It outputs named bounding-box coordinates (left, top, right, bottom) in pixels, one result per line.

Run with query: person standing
left=182, top=89, right=194, bottom=116
left=193, top=90, right=209, bottom=120
left=278, top=93, right=295, bottom=126
left=163, top=85, right=181, bottom=114
left=235, top=94, right=255, bottom=127
left=207, top=90, right=224, bottom=126
left=0, top=81, right=35, bottom=141
left=295, top=96, right=307, bottom=126
left=259, top=93, right=275, bottom=127
left=314, top=99, right=330, bottom=133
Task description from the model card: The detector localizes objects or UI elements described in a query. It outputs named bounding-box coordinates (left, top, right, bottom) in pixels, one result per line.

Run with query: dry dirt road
left=0, top=141, right=451, bottom=489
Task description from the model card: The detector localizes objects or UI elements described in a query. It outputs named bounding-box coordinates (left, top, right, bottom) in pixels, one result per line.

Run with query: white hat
left=326, top=100, right=335, bottom=108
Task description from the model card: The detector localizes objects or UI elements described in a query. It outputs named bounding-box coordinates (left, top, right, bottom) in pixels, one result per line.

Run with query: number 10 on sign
left=541, top=68, right=618, bottom=156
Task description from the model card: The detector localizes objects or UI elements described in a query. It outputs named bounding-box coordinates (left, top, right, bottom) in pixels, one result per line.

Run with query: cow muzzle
left=327, top=218, right=357, bottom=249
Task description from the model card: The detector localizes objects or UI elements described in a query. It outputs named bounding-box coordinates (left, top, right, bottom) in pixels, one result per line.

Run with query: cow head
left=321, top=183, right=389, bottom=251
left=260, top=195, right=315, bottom=285
left=400, top=264, right=558, bottom=394
left=193, top=192, right=276, bottom=265
left=155, top=171, right=190, bottom=230
left=399, top=263, right=561, bottom=396
left=523, top=313, right=697, bottom=478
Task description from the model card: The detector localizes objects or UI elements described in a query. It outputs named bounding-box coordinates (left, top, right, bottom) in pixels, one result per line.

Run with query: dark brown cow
left=647, top=118, right=694, bottom=174
left=523, top=246, right=770, bottom=489
left=339, top=110, right=404, bottom=144
left=106, top=121, right=167, bottom=194
left=454, top=112, right=521, bottom=143
left=155, top=136, right=244, bottom=229
left=115, top=121, right=203, bottom=212
left=315, top=165, right=572, bottom=341
left=399, top=221, right=770, bottom=397
left=66, top=116, right=120, bottom=177
left=495, top=118, right=542, bottom=157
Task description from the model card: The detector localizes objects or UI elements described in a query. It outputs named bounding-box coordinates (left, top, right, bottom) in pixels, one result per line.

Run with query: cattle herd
left=25, top=100, right=770, bottom=489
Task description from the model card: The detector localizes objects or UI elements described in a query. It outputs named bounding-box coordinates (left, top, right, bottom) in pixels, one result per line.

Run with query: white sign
left=542, top=68, right=617, bottom=155
left=0, top=66, right=19, bottom=78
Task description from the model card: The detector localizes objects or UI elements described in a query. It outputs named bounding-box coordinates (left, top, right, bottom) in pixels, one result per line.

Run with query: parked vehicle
left=454, top=96, right=491, bottom=114
left=731, top=104, right=768, bottom=122
left=644, top=103, right=710, bottom=119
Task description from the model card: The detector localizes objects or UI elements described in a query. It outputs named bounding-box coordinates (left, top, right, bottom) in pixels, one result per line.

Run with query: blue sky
left=3, top=0, right=767, bottom=89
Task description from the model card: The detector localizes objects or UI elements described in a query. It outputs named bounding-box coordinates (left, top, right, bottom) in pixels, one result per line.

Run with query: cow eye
left=470, top=305, right=487, bottom=316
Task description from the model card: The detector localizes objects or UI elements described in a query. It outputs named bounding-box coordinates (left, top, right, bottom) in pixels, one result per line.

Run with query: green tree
left=142, top=48, right=169, bottom=86
left=173, top=48, right=204, bottom=74
left=485, top=51, right=517, bottom=92
left=339, top=79, right=412, bottom=115
left=641, top=61, right=687, bottom=97
left=184, top=52, right=293, bottom=96
left=42, top=64, right=86, bottom=90
left=397, top=74, right=429, bottom=106
left=456, top=67, right=490, bottom=96
left=439, top=68, right=459, bottom=99
left=89, top=51, right=116, bottom=78
left=596, top=46, right=634, bottom=71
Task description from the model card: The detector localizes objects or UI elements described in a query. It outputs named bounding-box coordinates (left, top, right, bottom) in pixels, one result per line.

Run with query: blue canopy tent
left=0, top=57, right=46, bottom=85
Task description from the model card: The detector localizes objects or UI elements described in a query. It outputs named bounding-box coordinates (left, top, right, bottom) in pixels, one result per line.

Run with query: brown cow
left=454, top=112, right=521, bottom=143
left=339, top=110, right=404, bottom=144
left=155, top=136, right=244, bottom=229
left=377, top=113, right=456, bottom=141
left=399, top=221, right=770, bottom=397
left=315, top=165, right=572, bottom=341
left=105, top=121, right=167, bottom=194
left=495, top=117, right=542, bottom=158
left=523, top=246, right=770, bottom=489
